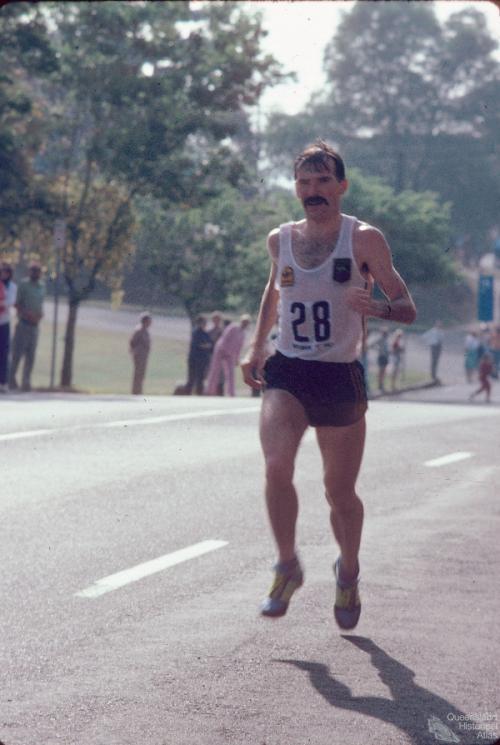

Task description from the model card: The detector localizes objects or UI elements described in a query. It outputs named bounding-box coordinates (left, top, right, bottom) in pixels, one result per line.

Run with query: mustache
left=304, top=196, right=329, bottom=206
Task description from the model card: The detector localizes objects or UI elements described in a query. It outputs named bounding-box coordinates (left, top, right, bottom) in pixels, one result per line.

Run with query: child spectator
left=469, top=352, right=493, bottom=403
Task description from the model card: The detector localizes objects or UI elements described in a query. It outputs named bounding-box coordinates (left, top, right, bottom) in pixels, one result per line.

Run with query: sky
left=241, top=0, right=500, bottom=119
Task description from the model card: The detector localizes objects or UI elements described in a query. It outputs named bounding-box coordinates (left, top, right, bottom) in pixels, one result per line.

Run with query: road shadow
left=276, top=636, right=497, bottom=745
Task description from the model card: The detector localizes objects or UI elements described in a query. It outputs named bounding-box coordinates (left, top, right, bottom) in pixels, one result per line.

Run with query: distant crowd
left=354, top=318, right=499, bottom=403
left=2, top=258, right=497, bottom=404
left=129, top=310, right=252, bottom=398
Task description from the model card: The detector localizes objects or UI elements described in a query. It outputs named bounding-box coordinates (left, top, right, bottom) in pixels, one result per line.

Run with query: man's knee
left=325, top=484, right=362, bottom=516
left=265, top=454, right=295, bottom=489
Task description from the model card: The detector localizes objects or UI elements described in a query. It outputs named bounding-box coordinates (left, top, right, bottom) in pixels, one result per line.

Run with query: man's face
left=295, top=161, right=347, bottom=217
left=29, top=265, right=41, bottom=281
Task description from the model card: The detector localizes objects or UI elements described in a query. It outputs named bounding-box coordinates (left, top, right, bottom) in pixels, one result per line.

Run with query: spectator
left=9, top=261, right=45, bottom=392
left=185, top=314, right=213, bottom=395
left=205, top=314, right=251, bottom=396
left=390, top=328, right=405, bottom=392
left=476, top=323, right=490, bottom=360
left=207, top=311, right=224, bottom=346
left=422, top=319, right=444, bottom=383
left=375, top=327, right=390, bottom=393
left=464, top=330, right=480, bottom=383
left=469, top=352, right=494, bottom=403
left=129, top=312, right=152, bottom=395
left=0, top=263, right=16, bottom=392
left=207, top=310, right=226, bottom=395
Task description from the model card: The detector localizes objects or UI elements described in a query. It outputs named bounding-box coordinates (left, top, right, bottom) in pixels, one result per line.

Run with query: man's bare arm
left=241, top=230, right=280, bottom=389
left=349, top=227, right=417, bottom=325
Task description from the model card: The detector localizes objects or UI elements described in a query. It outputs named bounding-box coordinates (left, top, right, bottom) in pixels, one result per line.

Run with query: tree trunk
left=60, top=300, right=79, bottom=388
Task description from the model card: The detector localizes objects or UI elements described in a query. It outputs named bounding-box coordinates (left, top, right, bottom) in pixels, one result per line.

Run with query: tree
left=342, top=170, right=454, bottom=286
left=323, top=4, right=498, bottom=184
left=264, top=2, right=499, bottom=252
left=135, top=185, right=298, bottom=319
left=30, top=1, right=284, bottom=386
left=0, top=3, right=57, bottom=241
left=56, top=177, right=136, bottom=386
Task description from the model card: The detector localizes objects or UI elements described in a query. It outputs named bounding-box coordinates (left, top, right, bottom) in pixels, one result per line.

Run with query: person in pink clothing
left=205, top=314, right=251, bottom=396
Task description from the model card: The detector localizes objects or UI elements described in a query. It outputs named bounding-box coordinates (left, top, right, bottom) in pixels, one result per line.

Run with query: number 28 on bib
left=290, top=300, right=332, bottom=350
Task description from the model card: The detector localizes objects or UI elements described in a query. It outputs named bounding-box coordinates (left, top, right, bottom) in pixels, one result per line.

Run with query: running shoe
left=260, top=558, right=304, bottom=618
left=334, top=557, right=361, bottom=630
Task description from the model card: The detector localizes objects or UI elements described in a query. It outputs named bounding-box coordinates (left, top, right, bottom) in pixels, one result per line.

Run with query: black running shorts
left=263, top=351, right=368, bottom=427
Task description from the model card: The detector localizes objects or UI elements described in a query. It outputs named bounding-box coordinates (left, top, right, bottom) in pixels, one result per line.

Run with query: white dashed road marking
left=0, top=406, right=261, bottom=442
left=0, top=428, right=54, bottom=442
left=424, top=451, right=473, bottom=468
left=74, top=539, right=228, bottom=599
left=100, top=406, right=260, bottom=429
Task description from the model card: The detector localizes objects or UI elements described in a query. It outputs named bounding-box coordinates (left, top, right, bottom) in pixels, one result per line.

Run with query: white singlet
left=274, top=214, right=365, bottom=363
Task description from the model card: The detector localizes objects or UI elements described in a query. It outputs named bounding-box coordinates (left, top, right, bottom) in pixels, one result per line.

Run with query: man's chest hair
left=291, top=229, right=340, bottom=270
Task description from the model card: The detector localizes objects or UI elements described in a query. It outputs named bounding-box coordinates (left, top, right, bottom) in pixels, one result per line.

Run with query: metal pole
left=50, top=219, right=65, bottom=389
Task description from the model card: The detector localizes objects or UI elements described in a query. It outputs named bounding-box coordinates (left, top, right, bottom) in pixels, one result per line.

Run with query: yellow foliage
left=51, top=175, right=137, bottom=288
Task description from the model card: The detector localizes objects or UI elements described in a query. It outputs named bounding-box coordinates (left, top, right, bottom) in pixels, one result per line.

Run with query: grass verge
left=25, top=316, right=427, bottom=397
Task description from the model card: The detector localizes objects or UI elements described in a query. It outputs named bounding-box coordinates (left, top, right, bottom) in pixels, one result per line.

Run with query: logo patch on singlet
left=333, top=258, right=351, bottom=283
left=280, top=265, right=295, bottom=287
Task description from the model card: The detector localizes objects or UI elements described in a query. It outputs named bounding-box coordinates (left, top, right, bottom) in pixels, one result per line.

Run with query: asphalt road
left=1, top=395, right=499, bottom=745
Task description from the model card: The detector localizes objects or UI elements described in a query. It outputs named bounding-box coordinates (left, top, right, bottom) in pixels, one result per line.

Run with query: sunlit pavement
left=1, top=395, right=499, bottom=745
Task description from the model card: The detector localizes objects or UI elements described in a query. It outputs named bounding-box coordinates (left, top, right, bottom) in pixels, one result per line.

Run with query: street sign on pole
left=50, top=219, right=66, bottom=389
left=477, top=274, right=494, bottom=323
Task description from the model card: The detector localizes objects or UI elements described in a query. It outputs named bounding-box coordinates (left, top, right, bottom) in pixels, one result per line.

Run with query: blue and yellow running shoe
left=334, top=557, right=361, bottom=630
left=260, top=558, right=304, bottom=617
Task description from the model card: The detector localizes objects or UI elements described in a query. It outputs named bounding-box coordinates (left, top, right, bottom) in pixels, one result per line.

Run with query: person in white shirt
left=464, top=330, right=480, bottom=383
left=422, top=320, right=444, bottom=383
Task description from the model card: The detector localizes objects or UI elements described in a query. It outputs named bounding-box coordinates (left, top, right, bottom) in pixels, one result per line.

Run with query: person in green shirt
left=9, top=261, right=45, bottom=392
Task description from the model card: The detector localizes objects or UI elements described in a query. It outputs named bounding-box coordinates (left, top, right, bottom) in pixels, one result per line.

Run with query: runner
left=241, top=140, right=416, bottom=629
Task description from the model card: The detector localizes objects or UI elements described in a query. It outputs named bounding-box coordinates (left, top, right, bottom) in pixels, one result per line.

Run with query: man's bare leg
left=259, top=389, right=309, bottom=563
left=316, top=416, right=366, bottom=580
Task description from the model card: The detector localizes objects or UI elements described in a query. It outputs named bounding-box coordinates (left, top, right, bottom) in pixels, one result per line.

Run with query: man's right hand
left=241, top=351, right=266, bottom=391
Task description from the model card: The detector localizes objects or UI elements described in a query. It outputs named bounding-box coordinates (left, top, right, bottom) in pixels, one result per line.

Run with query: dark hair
left=294, top=139, right=346, bottom=181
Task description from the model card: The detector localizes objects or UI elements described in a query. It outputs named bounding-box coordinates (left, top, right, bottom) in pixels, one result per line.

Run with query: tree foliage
left=1, top=0, right=482, bottom=392
left=135, top=186, right=300, bottom=319
left=16, top=0, right=284, bottom=386
left=264, top=2, right=499, bottom=251
left=342, top=170, right=453, bottom=285
left=0, top=3, right=57, bottom=239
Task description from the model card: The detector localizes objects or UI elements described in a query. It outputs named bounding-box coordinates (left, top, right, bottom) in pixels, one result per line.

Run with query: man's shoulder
left=353, top=219, right=385, bottom=243
left=267, top=228, right=280, bottom=260
left=353, top=221, right=389, bottom=264
left=268, top=220, right=303, bottom=259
